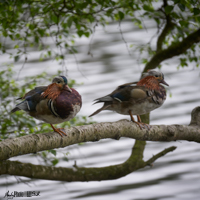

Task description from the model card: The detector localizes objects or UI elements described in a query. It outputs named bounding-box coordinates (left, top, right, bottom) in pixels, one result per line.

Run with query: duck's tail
left=89, top=104, right=110, bottom=117
left=10, top=100, right=29, bottom=113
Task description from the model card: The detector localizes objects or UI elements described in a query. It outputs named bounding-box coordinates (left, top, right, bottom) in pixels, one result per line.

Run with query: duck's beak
left=160, top=79, right=169, bottom=86
left=65, top=85, right=72, bottom=92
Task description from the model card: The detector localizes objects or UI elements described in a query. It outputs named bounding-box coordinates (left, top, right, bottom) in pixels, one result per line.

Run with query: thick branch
left=157, top=0, right=175, bottom=52
left=157, top=20, right=175, bottom=52
left=143, top=28, right=200, bottom=72
left=0, top=107, right=200, bottom=161
left=0, top=141, right=176, bottom=181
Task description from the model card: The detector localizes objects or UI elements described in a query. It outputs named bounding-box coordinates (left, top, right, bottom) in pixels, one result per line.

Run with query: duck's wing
left=11, top=86, right=47, bottom=113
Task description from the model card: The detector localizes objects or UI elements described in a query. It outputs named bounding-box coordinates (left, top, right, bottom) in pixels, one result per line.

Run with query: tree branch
left=156, top=0, right=175, bottom=52
left=0, top=107, right=200, bottom=161
left=143, top=28, right=200, bottom=72
left=0, top=140, right=176, bottom=181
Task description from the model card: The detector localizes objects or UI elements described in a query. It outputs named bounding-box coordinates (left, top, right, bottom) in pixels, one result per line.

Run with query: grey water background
left=0, top=18, right=200, bottom=200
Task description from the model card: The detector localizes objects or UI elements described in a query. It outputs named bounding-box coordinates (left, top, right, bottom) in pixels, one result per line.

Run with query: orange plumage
left=41, top=83, right=61, bottom=100
left=137, top=76, right=160, bottom=90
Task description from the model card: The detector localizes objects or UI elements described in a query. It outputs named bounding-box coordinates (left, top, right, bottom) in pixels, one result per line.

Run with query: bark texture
left=0, top=107, right=200, bottom=161
left=0, top=141, right=176, bottom=181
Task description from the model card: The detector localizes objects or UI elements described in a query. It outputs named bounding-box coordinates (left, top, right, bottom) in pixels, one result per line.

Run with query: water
left=0, top=19, right=200, bottom=200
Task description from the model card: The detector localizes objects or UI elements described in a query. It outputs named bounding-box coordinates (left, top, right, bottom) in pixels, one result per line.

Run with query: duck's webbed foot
left=136, top=115, right=151, bottom=130
left=50, top=124, right=67, bottom=137
left=128, top=111, right=151, bottom=130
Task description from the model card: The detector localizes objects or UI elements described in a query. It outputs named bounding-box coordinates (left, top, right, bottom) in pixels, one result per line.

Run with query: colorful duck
left=11, top=76, right=82, bottom=136
left=89, top=70, right=169, bottom=129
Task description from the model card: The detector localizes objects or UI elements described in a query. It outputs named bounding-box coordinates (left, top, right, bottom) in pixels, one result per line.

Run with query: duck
left=89, top=70, right=169, bottom=129
left=11, top=76, right=82, bottom=136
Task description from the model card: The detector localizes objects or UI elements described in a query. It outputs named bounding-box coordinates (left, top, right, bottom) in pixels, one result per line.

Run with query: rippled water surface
left=0, top=19, right=200, bottom=200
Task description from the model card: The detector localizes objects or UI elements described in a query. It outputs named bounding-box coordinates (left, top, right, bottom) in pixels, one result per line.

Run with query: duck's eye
left=57, top=81, right=61, bottom=83
left=154, top=75, right=158, bottom=77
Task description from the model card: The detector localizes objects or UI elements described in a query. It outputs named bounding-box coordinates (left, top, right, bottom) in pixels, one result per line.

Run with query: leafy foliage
left=37, top=150, right=70, bottom=166
left=0, top=0, right=199, bottom=67
left=0, top=65, right=47, bottom=138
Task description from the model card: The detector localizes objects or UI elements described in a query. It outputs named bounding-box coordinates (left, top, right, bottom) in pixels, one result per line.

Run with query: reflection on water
left=0, top=19, right=200, bottom=200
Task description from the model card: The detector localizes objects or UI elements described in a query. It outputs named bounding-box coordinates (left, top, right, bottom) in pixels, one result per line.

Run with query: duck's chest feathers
left=110, top=86, right=166, bottom=115
left=29, top=89, right=82, bottom=124
left=111, top=99, right=162, bottom=115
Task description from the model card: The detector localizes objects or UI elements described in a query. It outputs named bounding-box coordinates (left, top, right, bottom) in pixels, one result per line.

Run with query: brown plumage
left=89, top=70, right=169, bottom=129
left=41, top=83, right=61, bottom=100
left=11, top=76, right=82, bottom=137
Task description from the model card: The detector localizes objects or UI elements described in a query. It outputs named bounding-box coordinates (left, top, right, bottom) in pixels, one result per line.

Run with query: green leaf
left=110, top=0, right=116, bottom=6
left=14, top=55, right=20, bottom=62
left=51, top=15, right=58, bottom=24
left=196, top=16, right=200, bottom=23
left=29, top=24, right=35, bottom=30
left=165, top=6, right=173, bottom=14
left=51, top=158, right=59, bottom=166
left=118, top=11, right=124, bottom=20
left=49, top=149, right=57, bottom=156
left=67, top=17, right=73, bottom=28
left=14, top=44, right=19, bottom=49
left=178, top=3, right=185, bottom=11
left=143, top=4, right=154, bottom=12
left=77, top=30, right=84, bottom=37
left=38, top=29, right=45, bottom=37
left=193, top=8, right=200, bottom=15
left=15, top=33, right=20, bottom=39
left=26, top=120, right=36, bottom=127
left=179, top=20, right=186, bottom=26
left=84, top=32, right=90, bottom=37
left=47, top=50, right=51, bottom=56
left=63, top=157, right=69, bottom=162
